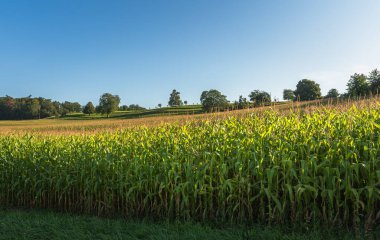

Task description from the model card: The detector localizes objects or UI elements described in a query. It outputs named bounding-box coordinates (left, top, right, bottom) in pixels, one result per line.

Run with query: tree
left=184, top=100, right=188, bottom=105
left=325, top=88, right=340, bottom=98
left=98, top=93, right=121, bottom=117
left=168, top=89, right=183, bottom=106
left=283, top=89, right=295, bottom=101
left=294, top=79, right=321, bottom=101
left=346, top=73, right=369, bottom=97
left=38, top=98, right=59, bottom=118
left=119, top=105, right=128, bottom=111
left=14, top=97, right=41, bottom=119
left=83, top=102, right=95, bottom=115
left=200, top=89, right=229, bottom=112
left=249, top=90, right=271, bottom=106
left=61, top=101, right=82, bottom=114
left=158, top=103, right=162, bottom=108
left=128, top=104, right=145, bottom=111
left=368, top=69, right=380, bottom=95
left=237, top=95, right=249, bottom=109
left=95, top=105, right=102, bottom=114
left=0, top=96, right=15, bottom=119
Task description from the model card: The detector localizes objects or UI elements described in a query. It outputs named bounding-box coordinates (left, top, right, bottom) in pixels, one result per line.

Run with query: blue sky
left=1, top=0, right=379, bottom=107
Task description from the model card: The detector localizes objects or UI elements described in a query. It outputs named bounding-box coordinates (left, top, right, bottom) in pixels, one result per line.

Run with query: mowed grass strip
left=0, top=209, right=361, bottom=240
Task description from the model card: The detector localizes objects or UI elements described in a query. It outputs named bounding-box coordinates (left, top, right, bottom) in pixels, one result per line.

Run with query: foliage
left=168, top=89, right=183, bottom=106
left=249, top=90, right=271, bottom=106
left=128, top=104, right=146, bottom=111
left=325, top=88, right=340, bottom=98
left=61, top=101, right=82, bottom=115
left=200, top=89, right=229, bottom=112
left=119, top=104, right=146, bottom=111
left=236, top=95, right=249, bottom=109
left=83, top=102, right=95, bottom=115
left=0, top=106, right=378, bottom=233
left=369, top=69, right=380, bottom=95
left=283, top=89, right=295, bottom=101
left=98, top=93, right=121, bottom=117
left=294, top=79, right=321, bottom=101
left=346, top=73, right=369, bottom=97
left=0, top=96, right=62, bottom=120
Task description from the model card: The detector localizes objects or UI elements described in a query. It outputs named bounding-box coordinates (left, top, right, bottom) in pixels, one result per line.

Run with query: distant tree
left=346, top=73, right=369, bottom=97
left=83, top=102, right=95, bottom=115
left=339, top=92, right=349, bottom=99
left=325, top=88, right=340, bottom=98
left=184, top=100, right=188, bottom=105
left=368, top=69, right=380, bottom=95
left=168, top=89, right=183, bottom=106
left=128, top=104, right=146, bottom=111
left=95, top=105, right=102, bottom=114
left=61, top=101, right=82, bottom=114
left=13, top=97, right=40, bottom=119
left=237, top=95, right=249, bottom=109
left=119, top=105, right=128, bottom=111
left=283, top=89, right=295, bottom=101
left=0, top=96, right=15, bottom=119
left=294, top=79, right=321, bottom=101
left=29, top=99, right=41, bottom=119
left=38, top=98, right=59, bottom=118
left=98, top=93, right=121, bottom=117
left=200, top=89, right=229, bottom=112
left=158, top=103, right=162, bottom=108
left=249, top=90, right=271, bottom=106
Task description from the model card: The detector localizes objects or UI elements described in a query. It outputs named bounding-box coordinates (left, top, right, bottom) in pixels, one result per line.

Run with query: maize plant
left=0, top=105, right=379, bottom=232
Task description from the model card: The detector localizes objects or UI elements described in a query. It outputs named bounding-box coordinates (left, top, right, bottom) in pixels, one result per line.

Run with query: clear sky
left=1, top=0, right=379, bottom=107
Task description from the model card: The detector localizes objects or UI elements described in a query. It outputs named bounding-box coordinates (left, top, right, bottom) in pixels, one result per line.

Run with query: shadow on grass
left=0, top=209, right=368, bottom=240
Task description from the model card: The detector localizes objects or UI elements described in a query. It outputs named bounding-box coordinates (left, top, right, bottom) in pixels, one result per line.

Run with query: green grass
left=0, top=209, right=361, bottom=240
left=61, top=105, right=204, bottom=120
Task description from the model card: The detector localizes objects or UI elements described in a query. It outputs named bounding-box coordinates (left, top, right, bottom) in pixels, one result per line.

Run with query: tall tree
left=61, top=101, right=82, bottom=114
left=168, top=89, right=183, bottom=106
left=98, top=93, right=121, bottom=117
left=200, top=89, right=229, bottom=112
left=38, top=98, right=59, bottom=118
left=249, top=90, right=271, bottom=106
left=325, top=88, right=340, bottom=98
left=294, top=79, right=321, bottom=101
left=346, top=73, right=369, bottom=97
left=368, top=69, right=380, bottom=95
left=0, top=96, right=15, bottom=119
left=83, top=102, right=95, bottom=115
left=283, top=89, right=295, bottom=101
left=237, top=95, right=249, bottom=109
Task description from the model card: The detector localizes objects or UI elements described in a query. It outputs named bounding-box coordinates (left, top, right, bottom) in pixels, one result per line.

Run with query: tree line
left=0, top=96, right=82, bottom=120
left=168, top=68, right=380, bottom=112
left=1, top=68, right=379, bottom=120
left=283, top=69, right=380, bottom=101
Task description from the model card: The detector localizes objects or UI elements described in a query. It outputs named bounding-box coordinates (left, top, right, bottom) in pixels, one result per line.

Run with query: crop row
left=0, top=106, right=379, bottom=231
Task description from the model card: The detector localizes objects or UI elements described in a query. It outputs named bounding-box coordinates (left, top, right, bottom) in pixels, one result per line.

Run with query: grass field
left=0, top=98, right=379, bottom=239
left=0, top=209, right=362, bottom=240
left=62, top=105, right=204, bottom=120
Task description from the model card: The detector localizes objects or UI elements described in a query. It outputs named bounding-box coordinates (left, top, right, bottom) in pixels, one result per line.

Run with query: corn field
left=0, top=105, right=379, bottom=231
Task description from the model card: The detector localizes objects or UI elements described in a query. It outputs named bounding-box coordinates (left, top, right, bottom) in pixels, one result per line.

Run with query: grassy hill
left=61, top=104, right=204, bottom=120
